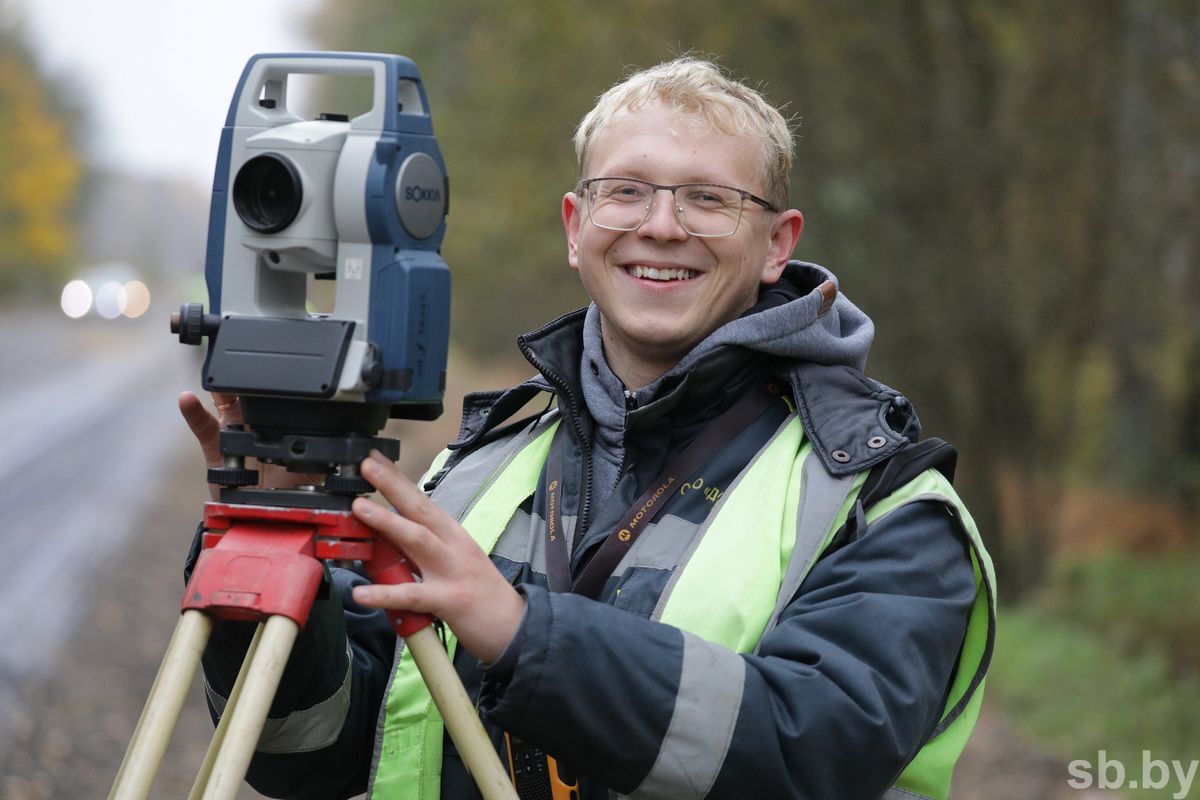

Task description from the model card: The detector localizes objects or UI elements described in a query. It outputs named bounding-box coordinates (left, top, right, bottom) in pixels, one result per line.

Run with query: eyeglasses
left=577, top=177, right=778, bottom=238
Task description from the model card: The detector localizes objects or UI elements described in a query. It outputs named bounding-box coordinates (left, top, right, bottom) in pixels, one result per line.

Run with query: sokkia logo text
left=1068, top=750, right=1197, bottom=798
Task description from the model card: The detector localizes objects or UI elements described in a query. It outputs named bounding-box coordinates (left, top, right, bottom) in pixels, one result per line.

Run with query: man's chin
left=622, top=327, right=703, bottom=365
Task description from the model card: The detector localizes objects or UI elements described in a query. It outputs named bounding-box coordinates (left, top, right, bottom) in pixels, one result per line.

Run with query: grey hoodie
left=580, top=260, right=874, bottom=508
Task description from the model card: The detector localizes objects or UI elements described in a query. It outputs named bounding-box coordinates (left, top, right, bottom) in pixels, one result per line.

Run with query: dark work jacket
left=191, top=288, right=977, bottom=800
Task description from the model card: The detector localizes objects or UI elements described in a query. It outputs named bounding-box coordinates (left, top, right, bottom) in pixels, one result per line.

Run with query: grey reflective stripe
left=428, top=411, right=559, bottom=521
left=490, top=506, right=540, bottom=570
left=650, top=413, right=797, bottom=623
left=366, top=635, right=407, bottom=797
left=753, top=451, right=859, bottom=653
left=206, top=642, right=353, bottom=754
left=614, top=513, right=711, bottom=574
left=882, top=787, right=935, bottom=799
left=490, top=508, right=579, bottom=577
left=494, top=505, right=703, bottom=582
left=626, top=631, right=745, bottom=800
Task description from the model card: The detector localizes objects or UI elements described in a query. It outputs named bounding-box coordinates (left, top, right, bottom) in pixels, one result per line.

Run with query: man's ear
left=760, top=209, right=804, bottom=284
left=562, top=192, right=584, bottom=271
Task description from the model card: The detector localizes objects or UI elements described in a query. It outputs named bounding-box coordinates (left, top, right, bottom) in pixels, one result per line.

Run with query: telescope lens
left=233, top=154, right=303, bottom=233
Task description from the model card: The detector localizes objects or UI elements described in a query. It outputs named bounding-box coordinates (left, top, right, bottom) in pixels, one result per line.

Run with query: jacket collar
left=516, top=308, right=588, bottom=403
left=516, top=306, right=771, bottom=432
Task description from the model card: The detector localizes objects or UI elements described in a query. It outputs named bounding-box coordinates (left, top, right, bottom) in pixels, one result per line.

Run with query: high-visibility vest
left=367, top=411, right=995, bottom=800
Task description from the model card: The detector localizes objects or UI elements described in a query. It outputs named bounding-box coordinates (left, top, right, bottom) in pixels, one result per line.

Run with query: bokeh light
left=94, top=281, right=128, bottom=320
left=122, top=280, right=151, bottom=318
left=61, top=280, right=93, bottom=318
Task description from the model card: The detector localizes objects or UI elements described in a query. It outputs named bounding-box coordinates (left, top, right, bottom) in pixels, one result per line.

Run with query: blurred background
left=0, top=0, right=1197, bottom=797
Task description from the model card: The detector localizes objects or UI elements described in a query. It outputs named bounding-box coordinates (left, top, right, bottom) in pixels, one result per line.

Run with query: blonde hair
left=574, top=57, right=794, bottom=211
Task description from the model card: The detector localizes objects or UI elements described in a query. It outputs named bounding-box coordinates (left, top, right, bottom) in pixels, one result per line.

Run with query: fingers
left=352, top=581, right=438, bottom=614
left=351, top=495, right=453, bottom=573
left=178, top=391, right=222, bottom=466
left=349, top=461, right=527, bottom=661
left=359, top=452, right=459, bottom=538
left=210, top=392, right=244, bottom=426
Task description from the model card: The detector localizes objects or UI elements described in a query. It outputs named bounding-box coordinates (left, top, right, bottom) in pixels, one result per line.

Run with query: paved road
left=0, top=307, right=197, bottom=751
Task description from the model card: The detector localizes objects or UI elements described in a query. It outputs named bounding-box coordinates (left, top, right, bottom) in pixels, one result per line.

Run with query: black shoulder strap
left=826, top=437, right=958, bottom=553
left=858, top=437, right=956, bottom=509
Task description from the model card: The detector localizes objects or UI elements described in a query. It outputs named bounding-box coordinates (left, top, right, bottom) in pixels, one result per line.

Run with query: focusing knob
left=207, top=466, right=260, bottom=487
left=171, top=303, right=221, bottom=346
left=324, top=475, right=373, bottom=495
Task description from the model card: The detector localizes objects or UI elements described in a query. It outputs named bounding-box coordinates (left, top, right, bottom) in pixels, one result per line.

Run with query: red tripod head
left=184, top=501, right=432, bottom=636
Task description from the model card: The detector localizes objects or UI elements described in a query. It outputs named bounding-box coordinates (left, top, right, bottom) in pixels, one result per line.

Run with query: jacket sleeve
left=477, top=498, right=977, bottom=799
left=187, top=526, right=396, bottom=800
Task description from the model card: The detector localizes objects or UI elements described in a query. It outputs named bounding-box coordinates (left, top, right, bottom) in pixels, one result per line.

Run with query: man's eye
left=609, top=184, right=645, bottom=199
left=686, top=188, right=730, bottom=206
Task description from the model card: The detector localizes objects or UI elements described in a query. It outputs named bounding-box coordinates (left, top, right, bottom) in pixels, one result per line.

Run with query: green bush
left=989, top=551, right=1200, bottom=798
left=1041, top=549, right=1200, bottom=675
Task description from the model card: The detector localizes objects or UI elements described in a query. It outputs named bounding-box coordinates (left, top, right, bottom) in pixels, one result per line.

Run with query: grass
left=987, top=548, right=1200, bottom=798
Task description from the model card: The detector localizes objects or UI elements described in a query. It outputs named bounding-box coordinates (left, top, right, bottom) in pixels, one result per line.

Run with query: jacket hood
left=617, top=260, right=874, bottom=407
left=569, top=261, right=874, bottom=506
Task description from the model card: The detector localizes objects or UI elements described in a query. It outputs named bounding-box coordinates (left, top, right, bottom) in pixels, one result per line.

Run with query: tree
left=303, top=0, right=1200, bottom=592
left=0, top=16, right=84, bottom=295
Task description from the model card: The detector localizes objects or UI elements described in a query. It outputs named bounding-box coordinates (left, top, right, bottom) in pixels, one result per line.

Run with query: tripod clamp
left=209, top=427, right=401, bottom=500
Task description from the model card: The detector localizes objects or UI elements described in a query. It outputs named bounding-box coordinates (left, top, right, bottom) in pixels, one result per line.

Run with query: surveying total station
left=109, top=52, right=517, bottom=800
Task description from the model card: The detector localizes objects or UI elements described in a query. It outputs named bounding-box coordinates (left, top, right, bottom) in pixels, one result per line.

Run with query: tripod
left=108, top=488, right=517, bottom=800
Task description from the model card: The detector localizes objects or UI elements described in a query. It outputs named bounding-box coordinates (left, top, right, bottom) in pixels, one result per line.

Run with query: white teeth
left=629, top=265, right=697, bottom=281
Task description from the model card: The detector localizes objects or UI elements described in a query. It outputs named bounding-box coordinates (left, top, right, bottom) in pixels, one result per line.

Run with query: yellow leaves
left=0, top=51, right=82, bottom=273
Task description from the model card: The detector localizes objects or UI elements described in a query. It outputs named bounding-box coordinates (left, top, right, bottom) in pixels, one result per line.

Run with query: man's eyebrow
left=594, top=169, right=739, bottom=185
left=591, top=164, right=653, bottom=180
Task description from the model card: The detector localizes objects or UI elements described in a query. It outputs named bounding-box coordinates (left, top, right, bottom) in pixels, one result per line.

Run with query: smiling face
left=563, top=100, right=803, bottom=388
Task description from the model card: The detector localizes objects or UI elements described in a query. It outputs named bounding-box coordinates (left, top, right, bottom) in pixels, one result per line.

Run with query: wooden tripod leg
left=406, top=626, right=519, bottom=800
left=198, top=614, right=299, bottom=800
left=109, top=609, right=214, bottom=800
left=186, top=622, right=265, bottom=800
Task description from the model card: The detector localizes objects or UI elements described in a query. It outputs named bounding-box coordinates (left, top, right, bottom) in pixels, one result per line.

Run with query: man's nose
left=636, top=189, right=689, bottom=241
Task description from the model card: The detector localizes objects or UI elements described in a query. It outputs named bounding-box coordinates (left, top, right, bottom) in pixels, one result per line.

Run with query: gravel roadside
left=0, top=442, right=267, bottom=800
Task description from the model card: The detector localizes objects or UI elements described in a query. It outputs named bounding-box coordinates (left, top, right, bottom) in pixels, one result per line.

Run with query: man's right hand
left=178, top=391, right=314, bottom=500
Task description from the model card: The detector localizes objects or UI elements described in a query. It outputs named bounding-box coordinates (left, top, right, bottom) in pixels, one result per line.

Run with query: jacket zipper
left=613, top=390, right=638, bottom=497
left=518, top=341, right=595, bottom=536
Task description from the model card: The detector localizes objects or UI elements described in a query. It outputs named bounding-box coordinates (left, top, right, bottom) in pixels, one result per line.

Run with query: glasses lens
left=586, top=179, right=653, bottom=231
left=676, top=185, right=743, bottom=237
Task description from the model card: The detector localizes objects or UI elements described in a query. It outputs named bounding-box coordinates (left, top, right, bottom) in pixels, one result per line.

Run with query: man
left=181, top=57, right=994, bottom=799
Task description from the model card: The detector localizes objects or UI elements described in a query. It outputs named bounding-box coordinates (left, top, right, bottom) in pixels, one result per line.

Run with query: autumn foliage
left=0, top=27, right=83, bottom=293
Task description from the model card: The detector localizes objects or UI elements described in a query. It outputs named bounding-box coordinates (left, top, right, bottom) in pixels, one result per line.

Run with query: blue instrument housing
left=200, top=52, right=450, bottom=417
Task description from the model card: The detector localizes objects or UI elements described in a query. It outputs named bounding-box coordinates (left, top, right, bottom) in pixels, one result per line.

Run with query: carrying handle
left=228, top=52, right=433, bottom=134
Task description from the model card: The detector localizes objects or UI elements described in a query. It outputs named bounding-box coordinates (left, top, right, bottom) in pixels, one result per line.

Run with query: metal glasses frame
left=577, top=176, right=779, bottom=238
